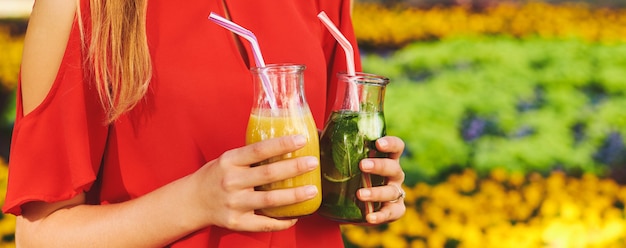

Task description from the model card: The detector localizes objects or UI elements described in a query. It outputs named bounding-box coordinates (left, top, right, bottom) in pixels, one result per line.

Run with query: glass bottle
left=318, top=72, right=390, bottom=223
left=245, top=64, right=321, bottom=218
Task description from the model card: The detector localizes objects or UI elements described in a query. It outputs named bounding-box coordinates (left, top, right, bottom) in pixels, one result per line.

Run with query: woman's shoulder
left=20, top=0, right=77, bottom=115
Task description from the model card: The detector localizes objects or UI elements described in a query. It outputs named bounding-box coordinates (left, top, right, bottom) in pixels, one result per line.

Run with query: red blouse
left=3, top=0, right=362, bottom=247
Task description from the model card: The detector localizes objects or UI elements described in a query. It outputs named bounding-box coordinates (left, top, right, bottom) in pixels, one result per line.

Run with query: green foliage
left=0, top=22, right=24, bottom=130
left=1, top=91, right=15, bottom=128
left=365, top=37, right=626, bottom=184
left=329, top=111, right=366, bottom=179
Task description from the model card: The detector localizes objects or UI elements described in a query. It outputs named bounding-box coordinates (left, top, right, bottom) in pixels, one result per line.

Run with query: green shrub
left=366, top=37, right=626, bottom=184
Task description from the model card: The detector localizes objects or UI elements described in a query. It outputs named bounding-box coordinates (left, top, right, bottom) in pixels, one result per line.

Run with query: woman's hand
left=188, top=135, right=319, bottom=232
left=357, top=136, right=406, bottom=224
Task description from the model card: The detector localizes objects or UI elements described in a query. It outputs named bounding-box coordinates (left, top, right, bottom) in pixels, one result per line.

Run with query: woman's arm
left=17, top=135, right=319, bottom=247
left=20, top=0, right=75, bottom=115
left=17, top=178, right=201, bottom=247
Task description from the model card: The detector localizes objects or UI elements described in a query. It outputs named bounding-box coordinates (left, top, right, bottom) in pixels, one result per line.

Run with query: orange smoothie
left=245, top=108, right=321, bottom=218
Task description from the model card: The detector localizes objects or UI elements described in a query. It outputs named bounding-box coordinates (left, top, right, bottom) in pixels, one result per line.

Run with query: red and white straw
left=318, top=11, right=374, bottom=216
left=209, top=12, right=277, bottom=110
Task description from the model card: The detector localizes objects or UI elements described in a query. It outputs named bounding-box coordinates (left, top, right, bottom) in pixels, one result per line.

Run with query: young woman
left=3, top=0, right=406, bottom=247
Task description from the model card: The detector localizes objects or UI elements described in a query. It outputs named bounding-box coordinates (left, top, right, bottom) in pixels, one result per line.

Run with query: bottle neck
left=251, top=64, right=307, bottom=113
left=334, top=73, right=389, bottom=113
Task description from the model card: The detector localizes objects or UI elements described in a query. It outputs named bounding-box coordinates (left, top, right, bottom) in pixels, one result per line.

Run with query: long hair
left=78, top=0, right=152, bottom=123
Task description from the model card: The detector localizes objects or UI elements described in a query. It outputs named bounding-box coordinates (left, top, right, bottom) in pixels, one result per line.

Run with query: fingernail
left=293, top=135, right=307, bottom=146
left=306, top=157, right=318, bottom=170
left=368, top=214, right=377, bottom=223
left=305, top=185, right=318, bottom=196
left=359, top=188, right=371, bottom=197
left=377, top=138, right=388, bottom=148
left=361, top=160, right=374, bottom=170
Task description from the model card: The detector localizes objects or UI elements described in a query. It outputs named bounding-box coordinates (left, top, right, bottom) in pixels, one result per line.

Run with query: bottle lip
left=338, top=72, right=390, bottom=86
left=250, top=63, right=306, bottom=73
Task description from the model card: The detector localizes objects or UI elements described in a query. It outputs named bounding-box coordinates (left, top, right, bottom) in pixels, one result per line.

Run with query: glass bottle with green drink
left=319, top=72, right=390, bottom=223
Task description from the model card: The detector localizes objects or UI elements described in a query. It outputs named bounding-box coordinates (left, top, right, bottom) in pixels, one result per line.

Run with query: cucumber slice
left=357, top=113, right=384, bottom=140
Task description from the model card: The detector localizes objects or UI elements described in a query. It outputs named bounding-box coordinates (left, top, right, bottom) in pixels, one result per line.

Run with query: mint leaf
left=330, top=112, right=365, bottom=178
left=331, top=200, right=362, bottom=219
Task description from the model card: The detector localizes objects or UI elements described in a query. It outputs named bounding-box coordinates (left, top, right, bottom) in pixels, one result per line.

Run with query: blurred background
left=2, top=0, right=626, bottom=247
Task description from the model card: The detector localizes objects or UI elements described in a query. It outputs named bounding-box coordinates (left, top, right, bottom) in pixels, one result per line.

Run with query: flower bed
left=343, top=168, right=626, bottom=247
left=353, top=2, right=626, bottom=49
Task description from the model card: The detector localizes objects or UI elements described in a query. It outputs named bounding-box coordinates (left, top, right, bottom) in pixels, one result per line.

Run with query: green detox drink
left=318, top=72, right=390, bottom=223
left=319, top=110, right=387, bottom=222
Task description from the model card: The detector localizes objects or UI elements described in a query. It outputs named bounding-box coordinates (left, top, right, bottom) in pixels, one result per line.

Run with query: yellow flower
left=422, top=204, right=445, bottom=226
left=426, top=232, right=447, bottom=248
left=596, top=219, right=626, bottom=246
left=542, top=220, right=587, bottom=248
left=381, top=231, right=408, bottom=248
left=0, top=29, right=24, bottom=91
left=410, top=239, right=427, bottom=248
left=508, top=171, right=526, bottom=188
left=0, top=215, right=15, bottom=238
left=401, top=208, right=431, bottom=237
left=412, top=182, right=431, bottom=200
left=449, top=169, right=477, bottom=193
left=511, top=203, right=533, bottom=221
left=522, top=182, right=544, bottom=209
left=0, top=242, right=15, bottom=248
left=560, top=201, right=582, bottom=221
left=342, top=225, right=381, bottom=247
left=489, top=167, right=508, bottom=183
left=458, top=225, right=482, bottom=248
left=599, top=179, right=619, bottom=196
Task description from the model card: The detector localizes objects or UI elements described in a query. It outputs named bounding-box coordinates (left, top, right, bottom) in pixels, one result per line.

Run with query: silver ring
left=389, top=184, right=405, bottom=203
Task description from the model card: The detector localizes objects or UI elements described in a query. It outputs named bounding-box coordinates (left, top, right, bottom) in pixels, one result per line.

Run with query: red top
left=3, top=0, right=362, bottom=247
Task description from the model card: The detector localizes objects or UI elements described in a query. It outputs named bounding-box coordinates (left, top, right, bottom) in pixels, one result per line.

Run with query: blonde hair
left=78, top=0, right=152, bottom=123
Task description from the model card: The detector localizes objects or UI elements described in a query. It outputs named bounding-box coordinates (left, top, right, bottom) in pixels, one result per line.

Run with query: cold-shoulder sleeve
left=2, top=16, right=109, bottom=215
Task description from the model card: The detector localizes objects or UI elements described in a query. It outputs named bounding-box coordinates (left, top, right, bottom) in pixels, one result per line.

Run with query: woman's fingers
left=357, top=184, right=407, bottom=225
left=223, top=156, right=320, bottom=214
left=359, top=158, right=405, bottom=182
left=220, top=135, right=308, bottom=167
left=233, top=185, right=319, bottom=211
left=375, top=136, right=405, bottom=159
left=217, top=154, right=318, bottom=191
left=365, top=199, right=407, bottom=224
left=353, top=135, right=407, bottom=224
left=357, top=184, right=404, bottom=203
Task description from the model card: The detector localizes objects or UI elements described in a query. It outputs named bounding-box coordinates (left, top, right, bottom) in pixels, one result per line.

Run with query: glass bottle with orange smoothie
left=245, top=64, right=321, bottom=218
